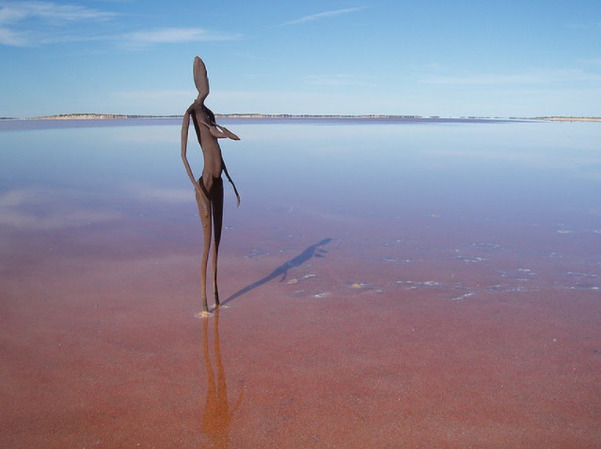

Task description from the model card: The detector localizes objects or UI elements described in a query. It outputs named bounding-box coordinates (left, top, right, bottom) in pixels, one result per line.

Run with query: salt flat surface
left=1, top=119, right=600, bottom=447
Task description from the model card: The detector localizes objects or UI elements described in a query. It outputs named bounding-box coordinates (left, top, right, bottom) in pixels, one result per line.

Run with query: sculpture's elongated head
left=193, top=56, right=209, bottom=103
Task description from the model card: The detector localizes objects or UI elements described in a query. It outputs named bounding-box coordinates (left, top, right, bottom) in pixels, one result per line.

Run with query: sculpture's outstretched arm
left=198, top=119, right=240, bottom=141
left=181, top=108, right=202, bottom=195
left=215, top=124, right=240, bottom=141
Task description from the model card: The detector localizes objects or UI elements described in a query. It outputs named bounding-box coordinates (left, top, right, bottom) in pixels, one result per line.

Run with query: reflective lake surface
left=1, top=118, right=600, bottom=447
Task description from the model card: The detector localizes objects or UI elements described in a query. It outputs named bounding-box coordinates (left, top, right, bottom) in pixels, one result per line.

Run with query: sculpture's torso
left=191, top=106, right=223, bottom=179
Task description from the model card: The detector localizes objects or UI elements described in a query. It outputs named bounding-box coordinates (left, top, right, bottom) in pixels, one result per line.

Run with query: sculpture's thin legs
left=196, top=186, right=212, bottom=314
left=212, top=180, right=224, bottom=306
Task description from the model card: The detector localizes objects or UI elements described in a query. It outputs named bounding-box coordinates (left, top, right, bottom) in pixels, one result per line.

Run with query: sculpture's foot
left=195, top=310, right=213, bottom=319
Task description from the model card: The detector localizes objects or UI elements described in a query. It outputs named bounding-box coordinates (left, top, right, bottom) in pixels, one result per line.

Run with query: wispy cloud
left=420, top=73, right=544, bottom=86
left=0, top=25, right=23, bottom=45
left=0, top=1, right=115, bottom=23
left=419, top=69, right=601, bottom=86
left=0, top=0, right=116, bottom=46
left=121, top=27, right=241, bottom=46
left=0, top=2, right=241, bottom=47
left=568, top=24, right=589, bottom=30
left=565, top=21, right=601, bottom=30
left=581, top=58, right=601, bottom=68
left=279, top=7, right=365, bottom=26
left=305, top=74, right=364, bottom=87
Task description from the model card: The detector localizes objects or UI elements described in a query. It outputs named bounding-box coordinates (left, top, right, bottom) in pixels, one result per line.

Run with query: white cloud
left=122, top=27, right=242, bottom=46
left=420, top=69, right=601, bottom=87
left=420, top=73, right=544, bottom=86
left=0, top=25, right=25, bottom=45
left=305, top=74, right=363, bottom=87
left=0, top=0, right=116, bottom=46
left=0, top=1, right=114, bottom=23
left=279, top=7, right=365, bottom=26
left=208, top=89, right=409, bottom=116
left=0, top=2, right=240, bottom=47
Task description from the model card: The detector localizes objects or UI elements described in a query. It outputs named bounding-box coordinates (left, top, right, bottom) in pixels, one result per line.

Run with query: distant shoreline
left=530, top=116, right=601, bottom=122
left=2, top=113, right=601, bottom=122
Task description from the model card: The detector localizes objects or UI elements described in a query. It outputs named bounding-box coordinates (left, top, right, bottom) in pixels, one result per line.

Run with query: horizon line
left=3, top=113, right=601, bottom=122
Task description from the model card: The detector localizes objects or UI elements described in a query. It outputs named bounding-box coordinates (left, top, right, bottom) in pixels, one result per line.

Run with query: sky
left=1, top=0, right=600, bottom=118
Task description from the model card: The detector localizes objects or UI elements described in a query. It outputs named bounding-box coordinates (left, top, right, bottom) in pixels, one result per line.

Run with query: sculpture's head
left=193, top=56, right=209, bottom=103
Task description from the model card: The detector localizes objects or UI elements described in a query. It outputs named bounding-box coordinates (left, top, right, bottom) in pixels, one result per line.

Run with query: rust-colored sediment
left=1, top=211, right=600, bottom=448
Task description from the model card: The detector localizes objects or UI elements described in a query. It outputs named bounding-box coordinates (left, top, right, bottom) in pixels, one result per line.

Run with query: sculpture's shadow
left=222, top=237, right=333, bottom=305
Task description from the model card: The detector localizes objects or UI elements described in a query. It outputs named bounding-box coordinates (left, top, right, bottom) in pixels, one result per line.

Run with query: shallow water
left=1, top=118, right=600, bottom=447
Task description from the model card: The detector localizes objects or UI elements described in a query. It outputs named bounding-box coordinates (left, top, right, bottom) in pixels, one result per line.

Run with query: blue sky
left=1, top=0, right=600, bottom=117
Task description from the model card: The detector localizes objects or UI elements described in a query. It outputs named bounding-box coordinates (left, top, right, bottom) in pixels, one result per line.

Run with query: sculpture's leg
left=212, top=179, right=224, bottom=306
left=195, top=186, right=212, bottom=316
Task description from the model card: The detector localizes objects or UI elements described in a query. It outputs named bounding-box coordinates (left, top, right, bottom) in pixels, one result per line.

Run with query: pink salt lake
left=1, top=118, right=600, bottom=447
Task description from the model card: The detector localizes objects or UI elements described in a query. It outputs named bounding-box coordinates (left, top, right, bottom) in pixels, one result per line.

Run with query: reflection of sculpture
left=201, top=309, right=243, bottom=448
left=181, top=56, right=241, bottom=316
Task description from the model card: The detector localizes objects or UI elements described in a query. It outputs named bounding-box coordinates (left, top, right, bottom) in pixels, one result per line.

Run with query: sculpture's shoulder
left=185, top=101, right=198, bottom=115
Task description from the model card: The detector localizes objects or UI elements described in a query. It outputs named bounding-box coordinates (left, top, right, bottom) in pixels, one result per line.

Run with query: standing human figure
left=181, top=56, right=241, bottom=316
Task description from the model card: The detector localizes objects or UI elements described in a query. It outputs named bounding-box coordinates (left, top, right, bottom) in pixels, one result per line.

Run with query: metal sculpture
left=181, top=56, right=240, bottom=316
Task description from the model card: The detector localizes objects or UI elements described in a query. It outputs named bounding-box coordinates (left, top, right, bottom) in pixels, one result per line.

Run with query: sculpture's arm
left=198, top=119, right=240, bottom=141
left=181, top=109, right=202, bottom=194
left=222, top=158, right=241, bottom=207
left=215, top=124, right=240, bottom=141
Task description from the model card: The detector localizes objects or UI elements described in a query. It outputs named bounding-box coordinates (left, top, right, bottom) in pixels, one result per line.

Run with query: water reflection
left=201, top=309, right=243, bottom=448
